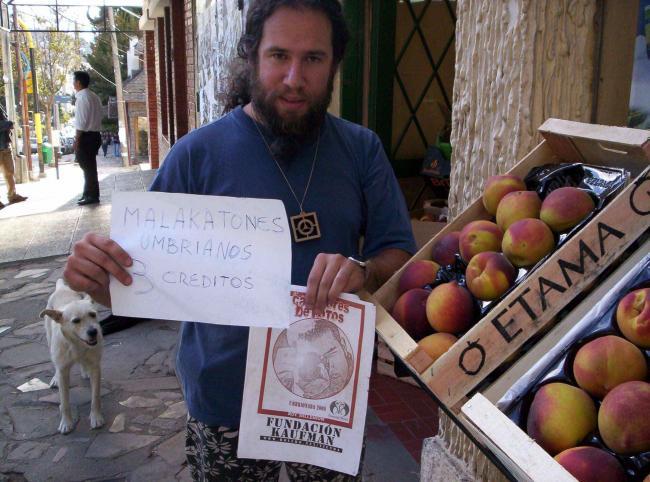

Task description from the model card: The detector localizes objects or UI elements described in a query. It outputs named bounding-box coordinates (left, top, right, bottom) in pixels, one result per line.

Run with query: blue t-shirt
left=150, top=107, right=415, bottom=427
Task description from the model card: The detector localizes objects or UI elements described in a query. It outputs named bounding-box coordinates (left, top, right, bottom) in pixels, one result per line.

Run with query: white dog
left=40, top=279, right=104, bottom=434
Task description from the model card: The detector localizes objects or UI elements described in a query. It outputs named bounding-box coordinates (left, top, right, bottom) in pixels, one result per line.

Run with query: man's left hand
left=305, top=253, right=366, bottom=313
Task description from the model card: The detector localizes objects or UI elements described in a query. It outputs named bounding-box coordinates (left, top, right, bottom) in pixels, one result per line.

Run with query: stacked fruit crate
left=372, top=118, right=650, bottom=480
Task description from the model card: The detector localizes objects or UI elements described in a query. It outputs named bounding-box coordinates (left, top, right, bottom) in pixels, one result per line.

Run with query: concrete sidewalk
left=0, top=156, right=420, bottom=481
left=0, top=155, right=156, bottom=264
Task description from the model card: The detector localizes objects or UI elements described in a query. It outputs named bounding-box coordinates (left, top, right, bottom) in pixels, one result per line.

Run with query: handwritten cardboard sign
left=109, top=192, right=293, bottom=328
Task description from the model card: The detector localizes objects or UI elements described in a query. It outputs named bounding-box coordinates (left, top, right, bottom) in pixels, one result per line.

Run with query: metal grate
left=392, top=0, right=456, bottom=161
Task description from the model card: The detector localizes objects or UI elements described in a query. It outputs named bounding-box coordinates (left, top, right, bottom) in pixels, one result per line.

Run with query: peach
left=397, top=260, right=440, bottom=294
left=465, top=251, right=517, bottom=301
left=554, top=446, right=625, bottom=482
left=495, top=190, right=542, bottom=231
left=526, top=382, right=597, bottom=455
left=502, top=218, right=555, bottom=267
left=430, top=231, right=461, bottom=266
left=425, top=281, right=476, bottom=334
left=482, top=175, right=527, bottom=216
left=598, top=381, right=650, bottom=454
left=540, top=187, right=595, bottom=233
left=459, top=220, right=504, bottom=263
left=573, top=335, right=647, bottom=398
left=391, top=288, right=434, bottom=341
left=417, top=333, right=457, bottom=362
left=616, top=287, right=650, bottom=348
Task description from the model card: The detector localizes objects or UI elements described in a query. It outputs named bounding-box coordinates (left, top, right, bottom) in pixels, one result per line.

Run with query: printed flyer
left=238, top=286, right=376, bottom=475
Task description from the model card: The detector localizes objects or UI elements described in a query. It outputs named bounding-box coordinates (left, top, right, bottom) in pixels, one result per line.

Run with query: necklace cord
left=253, top=120, right=320, bottom=213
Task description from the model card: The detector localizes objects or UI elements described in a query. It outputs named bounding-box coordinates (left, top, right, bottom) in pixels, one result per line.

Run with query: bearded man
left=63, top=1, right=415, bottom=480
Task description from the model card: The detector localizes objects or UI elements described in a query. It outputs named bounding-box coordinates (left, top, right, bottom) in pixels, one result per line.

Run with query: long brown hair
left=220, top=0, right=349, bottom=114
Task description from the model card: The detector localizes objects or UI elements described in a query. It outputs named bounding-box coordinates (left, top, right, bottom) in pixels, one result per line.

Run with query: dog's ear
left=40, top=309, right=63, bottom=323
left=81, top=292, right=93, bottom=302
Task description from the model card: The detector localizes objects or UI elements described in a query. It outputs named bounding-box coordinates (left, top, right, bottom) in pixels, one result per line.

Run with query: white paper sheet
left=238, top=286, right=376, bottom=475
left=109, top=192, right=293, bottom=328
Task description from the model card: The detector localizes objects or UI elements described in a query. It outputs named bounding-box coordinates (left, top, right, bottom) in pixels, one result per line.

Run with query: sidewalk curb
left=0, top=254, right=66, bottom=271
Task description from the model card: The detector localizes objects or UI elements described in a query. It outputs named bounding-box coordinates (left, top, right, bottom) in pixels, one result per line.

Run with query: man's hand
left=305, top=254, right=365, bottom=313
left=63, top=233, right=133, bottom=307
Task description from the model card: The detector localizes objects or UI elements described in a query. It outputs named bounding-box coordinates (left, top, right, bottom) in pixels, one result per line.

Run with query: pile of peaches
left=391, top=174, right=596, bottom=363
left=524, top=286, right=649, bottom=481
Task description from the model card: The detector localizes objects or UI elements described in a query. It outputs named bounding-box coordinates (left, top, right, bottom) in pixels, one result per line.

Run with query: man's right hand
left=64, top=233, right=133, bottom=307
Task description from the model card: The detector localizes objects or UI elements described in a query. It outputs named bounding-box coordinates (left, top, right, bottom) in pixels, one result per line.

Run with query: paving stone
left=85, top=433, right=160, bottom=459
left=7, top=441, right=49, bottom=460
left=158, top=402, right=186, bottom=420
left=0, top=342, right=51, bottom=369
left=39, top=386, right=111, bottom=405
left=154, top=431, right=186, bottom=467
left=52, top=446, right=68, bottom=463
left=154, top=391, right=182, bottom=401
left=176, top=466, right=192, bottom=482
left=144, top=328, right=178, bottom=350
left=7, top=405, right=62, bottom=439
left=12, top=322, right=44, bottom=337
left=132, top=414, right=154, bottom=425
left=119, top=395, right=163, bottom=409
left=145, top=351, right=167, bottom=366
left=0, top=317, right=15, bottom=324
left=69, top=437, right=91, bottom=444
left=0, top=440, right=6, bottom=458
left=109, top=413, right=126, bottom=433
left=127, top=456, right=177, bottom=482
left=17, top=378, right=49, bottom=392
left=14, top=269, right=50, bottom=279
left=0, top=336, right=28, bottom=350
left=7, top=362, right=52, bottom=380
left=45, top=268, right=65, bottom=284
left=150, top=418, right=178, bottom=431
left=4, top=282, right=50, bottom=298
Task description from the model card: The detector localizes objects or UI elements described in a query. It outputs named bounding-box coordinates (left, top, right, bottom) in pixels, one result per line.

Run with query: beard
left=250, top=70, right=334, bottom=162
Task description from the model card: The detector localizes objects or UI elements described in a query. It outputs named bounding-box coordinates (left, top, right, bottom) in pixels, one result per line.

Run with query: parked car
left=16, top=138, right=38, bottom=154
left=60, top=136, right=75, bottom=155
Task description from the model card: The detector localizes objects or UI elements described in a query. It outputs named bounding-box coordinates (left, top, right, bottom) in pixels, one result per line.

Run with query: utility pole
left=53, top=98, right=60, bottom=179
left=108, top=7, right=128, bottom=166
left=28, top=41, right=44, bottom=177
left=16, top=18, right=43, bottom=177
left=1, top=13, right=21, bottom=182
left=12, top=6, right=32, bottom=180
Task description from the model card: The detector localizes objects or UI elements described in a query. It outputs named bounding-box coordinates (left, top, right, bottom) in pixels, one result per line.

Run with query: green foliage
left=86, top=7, right=141, bottom=104
left=101, top=117, right=118, bottom=131
left=33, top=27, right=81, bottom=108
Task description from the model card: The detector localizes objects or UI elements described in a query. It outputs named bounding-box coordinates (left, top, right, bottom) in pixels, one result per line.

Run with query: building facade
left=139, top=0, right=640, bottom=216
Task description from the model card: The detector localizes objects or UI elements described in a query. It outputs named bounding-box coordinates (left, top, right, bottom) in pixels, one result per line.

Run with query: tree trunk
left=44, top=98, right=54, bottom=147
left=448, top=0, right=599, bottom=217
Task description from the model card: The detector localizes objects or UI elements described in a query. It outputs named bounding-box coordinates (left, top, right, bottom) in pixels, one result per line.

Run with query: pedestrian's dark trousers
left=77, top=131, right=102, bottom=200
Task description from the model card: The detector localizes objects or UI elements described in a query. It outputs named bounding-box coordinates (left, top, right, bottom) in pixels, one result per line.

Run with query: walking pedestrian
left=73, top=71, right=102, bottom=206
left=63, top=1, right=415, bottom=480
left=0, top=109, right=27, bottom=210
left=112, top=133, right=120, bottom=157
left=101, top=132, right=109, bottom=157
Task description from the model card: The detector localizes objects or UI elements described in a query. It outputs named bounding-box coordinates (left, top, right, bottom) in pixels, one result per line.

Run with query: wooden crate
left=375, top=338, right=419, bottom=386
left=458, top=237, right=650, bottom=482
left=373, top=118, right=650, bottom=410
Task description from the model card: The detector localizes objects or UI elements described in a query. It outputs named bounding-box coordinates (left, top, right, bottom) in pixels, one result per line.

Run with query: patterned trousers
left=185, top=416, right=363, bottom=482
